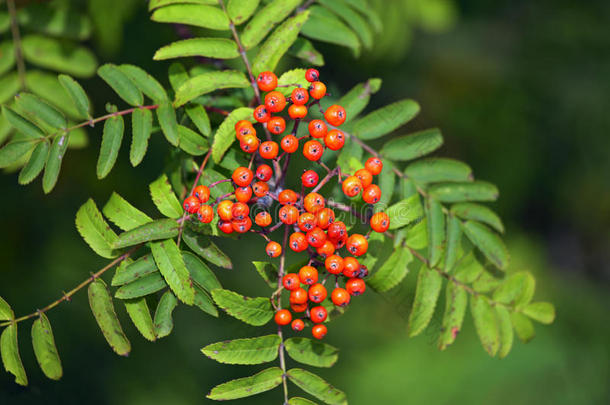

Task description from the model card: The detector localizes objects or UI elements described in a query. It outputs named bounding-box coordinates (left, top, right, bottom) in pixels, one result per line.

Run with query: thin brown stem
left=276, top=225, right=290, bottom=404
left=7, top=0, right=26, bottom=90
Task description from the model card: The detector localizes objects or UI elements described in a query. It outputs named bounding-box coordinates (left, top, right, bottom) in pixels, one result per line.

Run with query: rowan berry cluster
left=182, top=69, right=391, bottom=339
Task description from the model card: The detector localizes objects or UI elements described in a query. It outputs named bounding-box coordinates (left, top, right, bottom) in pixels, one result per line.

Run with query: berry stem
left=311, top=167, right=339, bottom=193
left=276, top=225, right=291, bottom=404
left=6, top=0, right=26, bottom=90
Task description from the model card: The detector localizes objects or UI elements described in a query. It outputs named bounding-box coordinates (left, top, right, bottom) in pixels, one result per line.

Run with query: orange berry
left=231, top=202, right=249, bottom=220
left=298, top=265, right=318, bottom=285
left=343, top=257, right=360, bottom=278
left=331, top=287, right=350, bottom=307
left=342, top=176, right=363, bottom=197
left=312, top=324, right=327, bottom=339
left=303, top=192, right=325, bottom=213
left=279, top=205, right=299, bottom=225
left=289, top=232, right=308, bottom=252
left=308, top=119, right=327, bottom=138
left=346, top=234, right=368, bottom=256
left=309, top=81, right=326, bottom=99
left=325, top=255, right=344, bottom=275
left=274, top=309, right=292, bottom=326
left=235, top=119, right=253, bottom=133
left=193, top=185, right=210, bottom=203
left=281, top=134, right=299, bottom=153
left=346, top=278, right=366, bottom=296
left=264, top=91, right=286, bottom=113
left=291, top=303, right=308, bottom=313
left=267, top=116, right=286, bottom=135
left=308, top=283, right=327, bottom=303
left=196, top=205, right=214, bottom=223
left=354, top=168, right=373, bottom=188
left=362, top=184, right=381, bottom=204
left=309, top=305, right=327, bottom=323
left=365, top=157, right=383, bottom=175
left=231, top=217, right=252, bottom=233
left=235, top=186, right=252, bottom=203
left=278, top=189, right=298, bottom=205
left=324, top=129, right=345, bottom=150
left=217, top=200, right=234, bottom=221
left=183, top=196, right=201, bottom=214
left=303, top=140, right=323, bottom=161
left=290, top=287, right=308, bottom=304
left=324, top=105, right=347, bottom=126
left=327, top=221, right=347, bottom=240
left=236, top=124, right=256, bottom=142
left=255, top=211, right=272, bottom=227
left=232, top=167, right=254, bottom=187
left=370, top=212, right=390, bottom=233
left=283, top=273, right=301, bottom=291
left=256, top=164, right=273, bottom=181
left=316, top=240, right=335, bottom=257
left=257, top=71, right=277, bottom=92
left=315, top=208, right=335, bottom=230
left=253, top=105, right=271, bottom=123
left=240, top=134, right=260, bottom=153
left=301, top=170, right=319, bottom=188
left=288, top=104, right=308, bottom=119
left=305, top=68, right=319, bottom=82
left=297, top=212, right=317, bottom=232
left=266, top=241, right=282, bottom=258
left=218, top=220, right=233, bottom=234
left=306, top=227, right=327, bottom=248
left=291, top=319, right=305, bottom=331
left=259, top=140, right=279, bottom=159
left=252, top=181, right=269, bottom=197
left=291, top=87, right=309, bottom=105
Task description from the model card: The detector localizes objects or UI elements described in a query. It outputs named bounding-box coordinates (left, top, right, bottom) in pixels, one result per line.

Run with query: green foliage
left=207, top=367, right=284, bottom=400
left=1, top=324, right=27, bottom=386
left=284, top=338, right=339, bottom=368
left=202, top=335, right=281, bottom=365
left=88, top=279, right=131, bottom=356
left=31, top=313, right=62, bottom=380
left=287, top=368, right=347, bottom=405
left=211, top=289, right=274, bottom=326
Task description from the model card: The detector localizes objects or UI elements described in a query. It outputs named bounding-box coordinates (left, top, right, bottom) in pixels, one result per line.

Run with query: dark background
left=1, top=0, right=609, bottom=404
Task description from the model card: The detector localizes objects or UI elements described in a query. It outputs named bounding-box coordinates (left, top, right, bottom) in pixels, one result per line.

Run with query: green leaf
left=461, top=220, right=509, bottom=270
left=88, top=279, right=131, bottom=356
left=1, top=324, right=28, bottom=386
left=96, top=115, right=124, bottom=179
left=185, top=104, right=211, bottom=136
left=470, top=295, right=500, bottom=356
left=42, top=133, right=69, bottom=193
left=178, top=125, right=209, bottom=156
left=182, top=230, right=233, bottom=269
left=128, top=107, right=152, bottom=167
left=287, top=368, right=347, bottom=405
left=75, top=199, right=119, bottom=258
left=115, top=273, right=167, bottom=299
left=98, top=64, right=143, bottom=106
left=428, top=181, right=499, bottom=203
left=154, top=291, right=178, bottom=338
left=112, top=254, right=158, bottom=286
left=150, top=240, right=195, bottom=305
left=154, top=38, right=239, bottom=61
left=444, top=215, right=462, bottom=272
left=301, top=6, right=360, bottom=57
left=193, top=285, right=218, bottom=317
left=408, top=265, right=443, bottom=337
left=241, top=0, right=301, bottom=49
left=227, top=0, right=260, bottom=24
left=2, top=106, right=45, bottom=139
left=274, top=68, right=310, bottom=96
left=284, top=338, right=339, bottom=368
left=207, top=367, right=283, bottom=400
left=405, top=218, right=428, bottom=249
left=510, top=311, right=535, bottom=343
left=289, top=398, right=318, bottom=405
left=150, top=174, right=183, bottom=219
left=380, top=128, right=443, bottom=161
left=252, top=261, right=278, bottom=288
left=18, top=139, right=49, bottom=185
left=26, top=71, right=82, bottom=119
left=182, top=251, right=221, bottom=291
left=438, top=282, right=468, bottom=350
left=405, top=158, right=473, bottom=184
left=454, top=252, right=484, bottom=283
left=0, top=41, right=15, bottom=76
left=22, top=35, right=97, bottom=78
left=114, top=219, right=179, bottom=249
left=58, top=74, right=91, bottom=120
left=15, top=93, right=67, bottom=129
left=338, top=78, right=382, bottom=122
left=288, top=38, right=324, bottom=66
left=119, top=64, right=168, bottom=103
left=252, top=11, right=310, bottom=76
left=0, top=72, right=20, bottom=104
left=385, top=194, right=424, bottom=230
left=522, top=302, right=555, bottom=324
left=318, top=0, right=373, bottom=49
left=212, top=107, right=254, bottom=163
left=174, top=70, right=249, bottom=107
left=31, top=312, right=62, bottom=380
left=17, top=4, right=91, bottom=40
left=495, top=305, right=513, bottom=358
left=103, top=192, right=152, bottom=232
left=0, top=297, right=14, bottom=321
left=202, top=335, right=280, bottom=365
left=211, top=289, right=273, bottom=326
left=168, top=62, right=190, bottom=91
left=149, top=0, right=217, bottom=11
left=377, top=160, right=396, bottom=208
left=0, top=140, right=36, bottom=169
left=492, top=272, right=535, bottom=307
left=367, top=248, right=413, bottom=292
left=156, top=100, right=179, bottom=146
left=151, top=4, right=230, bottom=30
left=426, top=198, right=445, bottom=267
left=343, top=0, right=382, bottom=32
left=124, top=298, right=157, bottom=341
left=451, top=203, right=504, bottom=233
left=353, top=99, right=420, bottom=140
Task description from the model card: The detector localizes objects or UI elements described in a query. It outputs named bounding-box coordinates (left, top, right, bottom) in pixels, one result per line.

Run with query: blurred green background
left=1, top=0, right=609, bottom=404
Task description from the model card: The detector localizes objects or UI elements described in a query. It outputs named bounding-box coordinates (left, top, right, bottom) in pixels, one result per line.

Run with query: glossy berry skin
left=289, top=232, right=308, bottom=252
left=308, top=119, right=328, bottom=138
left=301, top=170, right=319, bottom=187
left=234, top=186, right=252, bottom=203
left=305, top=68, right=319, bottom=82
left=303, top=140, right=323, bottom=161
left=346, top=278, right=366, bottom=296
left=193, top=185, right=210, bottom=203
left=196, top=205, right=214, bottom=223
left=290, top=287, right=308, bottom=305
left=266, top=241, right=282, bottom=258
left=370, top=212, right=390, bottom=233
left=274, top=309, right=292, bottom=326
left=217, top=200, right=234, bottom=221
left=310, top=306, right=327, bottom=324
left=354, top=168, right=373, bottom=188
left=331, top=287, right=351, bottom=307
left=278, top=189, right=298, bottom=205
left=309, top=81, right=326, bottom=100
left=325, top=255, right=344, bottom=275
left=306, top=227, right=327, bottom=248
left=312, top=324, right=327, bottom=340
left=303, top=192, right=325, bottom=213
left=256, top=164, right=273, bottom=181
left=346, top=234, right=368, bottom=256
left=253, top=105, right=271, bottom=123
left=288, top=104, right=308, bottom=119
left=342, top=176, right=363, bottom=198
left=183, top=196, right=201, bottom=214
left=324, top=129, right=345, bottom=151
left=240, top=134, right=260, bottom=153
left=327, top=221, right=347, bottom=240
left=291, top=319, right=305, bottom=332
left=365, top=157, right=383, bottom=175
left=315, top=208, right=335, bottom=229
left=257, top=71, right=278, bottom=92
left=297, top=213, right=317, bottom=232
left=232, top=167, right=254, bottom=187
left=291, top=303, right=308, bottom=313
left=231, top=202, right=249, bottom=220
left=232, top=217, right=252, bottom=233
left=267, top=116, right=286, bottom=135
left=236, top=124, right=255, bottom=142
left=252, top=181, right=269, bottom=197
left=264, top=91, right=286, bottom=113
left=259, top=141, right=279, bottom=159
left=317, top=240, right=335, bottom=257
left=218, top=220, right=234, bottom=234
left=255, top=211, right=272, bottom=227
left=308, top=283, right=327, bottom=303
left=283, top=273, right=300, bottom=291
left=324, top=105, right=347, bottom=126
left=235, top=119, right=253, bottom=133
left=331, top=234, right=347, bottom=249
left=343, top=257, right=360, bottom=278
left=281, top=134, right=299, bottom=153
left=298, top=265, right=318, bottom=285
left=362, top=184, right=382, bottom=204
left=291, top=87, right=309, bottom=105
left=279, top=205, right=299, bottom=225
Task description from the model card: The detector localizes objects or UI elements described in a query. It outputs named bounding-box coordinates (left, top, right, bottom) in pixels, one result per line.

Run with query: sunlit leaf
left=150, top=240, right=195, bottom=305
left=0, top=297, right=14, bottom=321
left=492, top=272, right=535, bottom=307
left=207, top=367, right=283, bottom=400
left=0, top=139, right=37, bottom=169
left=98, top=64, right=143, bottom=106
left=182, top=251, right=222, bottom=291
left=130, top=107, right=153, bottom=166
left=385, top=194, right=424, bottom=230
left=15, top=92, right=67, bottom=130
left=495, top=306, right=513, bottom=358
left=318, top=0, right=373, bottom=49
left=211, top=289, right=273, bottom=326
left=114, top=219, right=179, bottom=248
left=338, top=78, right=382, bottom=122
left=178, top=125, right=209, bottom=156
left=354, top=99, right=420, bottom=140
left=301, top=6, right=360, bottom=56
left=152, top=4, right=229, bottom=30
left=149, top=0, right=217, bottom=11
left=185, top=104, right=211, bottom=137
left=211, top=107, right=254, bottom=163
left=174, top=70, right=249, bottom=107
left=157, top=100, right=179, bottom=146
left=451, top=203, right=504, bottom=233
left=241, top=0, right=302, bottom=49
left=119, top=64, right=168, bottom=103
left=284, top=338, right=339, bottom=368
left=287, top=368, right=347, bottom=405
left=2, top=106, right=45, bottom=139
left=124, top=297, right=156, bottom=341
left=202, top=335, right=280, bottom=365
left=115, top=273, right=167, bottom=299
left=42, top=133, right=69, bottom=193
left=288, top=38, right=324, bottom=66
left=75, top=199, right=119, bottom=258
left=227, top=0, right=260, bottom=24
left=155, top=38, right=239, bottom=61
left=112, top=254, right=158, bottom=286
left=405, top=158, right=473, bottom=184
left=182, top=229, right=233, bottom=269
left=0, top=41, right=15, bottom=76
left=149, top=173, right=183, bottom=219
left=428, top=181, right=499, bottom=203
left=1, top=324, right=27, bottom=386
left=426, top=198, right=445, bottom=267
left=252, top=261, right=278, bottom=288
left=522, top=302, right=555, bottom=324
left=470, top=295, right=500, bottom=356
left=367, top=248, right=413, bottom=292
left=510, top=311, right=535, bottom=343
left=17, top=137, right=48, bottom=185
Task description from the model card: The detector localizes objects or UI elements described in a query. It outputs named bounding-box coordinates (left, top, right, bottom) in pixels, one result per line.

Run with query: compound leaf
left=211, top=289, right=273, bottom=326
left=201, top=335, right=280, bottom=365
left=88, top=279, right=131, bottom=356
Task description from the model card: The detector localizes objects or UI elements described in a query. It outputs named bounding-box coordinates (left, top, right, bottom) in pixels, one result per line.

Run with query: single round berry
left=342, top=176, right=363, bottom=198
left=278, top=189, right=298, bottom=205
left=331, top=287, right=351, bottom=307
left=303, top=140, right=323, bottom=161
left=252, top=181, right=269, bottom=197
left=283, top=273, right=301, bottom=291
left=291, top=303, right=308, bottom=313
left=236, top=124, right=256, bottom=142
left=310, top=306, right=328, bottom=323
left=231, top=202, right=249, bottom=220
left=317, top=240, right=335, bottom=257
left=365, top=157, right=383, bottom=175
left=324, top=105, right=347, bottom=126
left=235, top=119, right=253, bottom=133
left=308, top=283, right=327, bottom=303
left=257, top=71, right=277, bottom=92
left=259, top=141, right=279, bottom=159
left=240, top=134, right=260, bottom=153
left=183, top=196, right=201, bottom=214
left=290, top=287, right=308, bottom=304
left=196, top=205, right=214, bottom=223
left=291, top=87, right=310, bottom=105
left=256, top=164, right=273, bottom=182
left=309, top=81, right=326, bottom=100
left=354, top=168, right=373, bottom=188
left=255, top=211, right=272, bottom=227
left=306, top=227, right=327, bottom=248
left=267, top=116, right=286, bottom=135
left=346, top=278, right=366, bottom=296
left=232, top=217, right=252, bottom=233
left=218, top=220, right=234, bottom=234
left=288, top=104, right=308, bottom=119
left=346, top=234, right=368, bottom=256
left=370, top=212, right=390, bottom=233
left=253, top=105, right=271, bottom=123
left=217, top=200, right=234, bottom=221
left=264, top=91, right=286, bottom=113
left=279, top=205, right=299, bottom=225
left=315, top=208, right=335, bottom=230
left=362, top=184, right=382, bottom=204
left=312, top=324, right=327, bottom=339
left=308, top=119, right=328, bottom=138
left=234, top=186, right=252, bottom=203
left=303, top=192, right=325, bottom=213
left=325, top=255, right=344, bottom=275
left=301, top=170, right=319, bottom=188
left=193, top=185, right=210, bottom=203
left=298, top=265, right=318, bottom=285
left=324, top=129, right=345, bottom=151
left=291, top=319, right=305, bottom=332
left=232, top=167, right=254, bottom=187
left=327, top=221, right=347, bottom=240
left=289, top=232, right=308, bottom=252
left=281, top=134, right=299, bottom=153
left=305, top=68, right=320, bottom=82
left=343, top=257, right=360, bottom=278
left=274, top=309, right=292, bottom=326
left=297, top=212, right=317, bottom=232
left=266, top=241, right=282, bottom=258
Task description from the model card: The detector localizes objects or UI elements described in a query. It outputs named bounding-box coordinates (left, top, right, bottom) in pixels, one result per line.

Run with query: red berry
left=264, top=91, right=286, bottom=113
left=303, top=140, right=323, bottom=161
left=253, top=105, right=271, bottom=123
left=331, top=287, right=350, bottom=307
left=316, top=240, right=335, bottom=257
left=365, top=157, right=383, bottom=175
left=312, top=324, right=327, bottom=339
left=231, top=202, right=249, bottom=220
left=256, top=164, right=273, bottom=181
left=309, top=81, right=326, bottom=100
left=346, top=278, right=366, bottom=296
left=354, top=168, right=373, bottom=188
left=231, top=217, right=252, bottom=233
left=267, top=116, right=286, bottom=135
left=266, top=241, right=282, bottom=258
left=234, top=186, right=252, bottom=203
left=315, top=208, right=335, bottom=230
left=343, top=257, right=360, bottom=278
left=193, top=185, right=210, bottom=203
left=324, top=129, right=345, bottom=151
left=308, top=119, right=328, bottom=138
left=324, top=105, right=347, bottom=126
left=232, top=167, right=254, bottom=187
left=255, top=211, right=272, bottom=227
left=346, top=234, right=368, bottom=256
left=291, top=303, right=308, bottom=313
left=278, top=189, right=298, bottom=205
left=257, top=71, right=277, bottom=92
left=290, top=287, right=308, bottom=304
left=370, top=212, right=390, bottom=233
left=252, top=181, right=269, bottom=197
left=297, top=212, right=317, bottom=232
left=291, top=87, right=309, bottom=105
left=301, top=170, right=319, bottom=187
left=259, top=140, right=279, bottom=159
left=342, top=176, right=363, bottom=197
left=235, top=119, right=253, bottom=134
left=305, top=68, right=320, bottom=82
left=308, top=283, right=327, bottom=303
left=183, top=196, right=201, bottom=214
left=274, top=309, right=292, bottom=326
left=289, top=232, right=308, bottom=252
left=196, top=205, right=214, bottom=223
left=306, top=227, right=327, bottom=248
left=218, top=220, right=234, bottom=234
left=309, top=306, right=327, bottom=323
left=362, top=184, right=381, bottom=204
left=291, top=319, right=305, bottom=331
left=298, top=265, right=318, bottom=285
left=303, top=192, right=325, bottom=214
left=288, top=104, right=308, bottom=119
left=327, top=221, right=347, bottom=240
left=325, top=255, right=344, bottom=275
left=283, top=273, right=301, bottom=291
left=279, top=205, right=299, bottom=225
left=240, top=134, right=260, bottom=153
left=281, top=134, right=299, bottom=153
